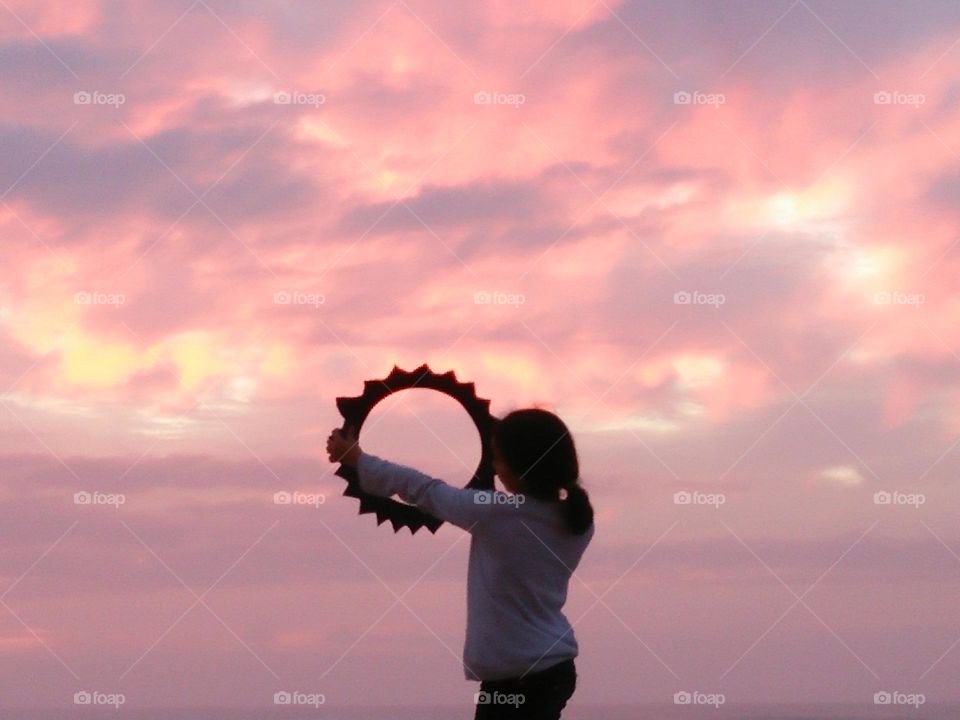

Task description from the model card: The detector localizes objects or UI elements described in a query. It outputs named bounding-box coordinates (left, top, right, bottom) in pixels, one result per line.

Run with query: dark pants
left=473, top=658, right=576, bottom=720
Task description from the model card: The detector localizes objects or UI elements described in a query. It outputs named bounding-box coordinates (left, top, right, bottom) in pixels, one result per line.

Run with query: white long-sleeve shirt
left=355, top=451, right=594, bottom=682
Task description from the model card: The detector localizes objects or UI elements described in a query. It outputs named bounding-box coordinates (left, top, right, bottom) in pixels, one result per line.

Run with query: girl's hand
left=326, top=425, right=361, bottom=467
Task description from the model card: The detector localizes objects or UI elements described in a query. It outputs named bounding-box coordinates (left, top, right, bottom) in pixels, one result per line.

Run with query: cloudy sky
left=2, top=0, right=960, bottom=713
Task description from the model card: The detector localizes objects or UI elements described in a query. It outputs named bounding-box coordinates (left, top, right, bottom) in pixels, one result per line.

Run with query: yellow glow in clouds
left=60, top=334, right=140, bottom=387
left=765, top=176, right=852, bottom=229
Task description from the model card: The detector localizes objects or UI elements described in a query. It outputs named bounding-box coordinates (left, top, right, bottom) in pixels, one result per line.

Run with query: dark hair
left=492, top=408, right=594, bottom=535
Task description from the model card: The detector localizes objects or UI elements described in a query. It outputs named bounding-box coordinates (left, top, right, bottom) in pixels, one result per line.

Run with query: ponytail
left=561, top=482, right=594, bottom=535
left=493, top=408, right=595, bottom=536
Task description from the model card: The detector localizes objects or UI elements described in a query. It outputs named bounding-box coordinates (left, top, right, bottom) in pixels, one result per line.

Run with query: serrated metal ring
left=334, top=364, right=498, bottom=534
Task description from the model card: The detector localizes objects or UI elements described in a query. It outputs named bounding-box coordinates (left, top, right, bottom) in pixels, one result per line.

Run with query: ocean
left=4, top=705, right=958, bottom=719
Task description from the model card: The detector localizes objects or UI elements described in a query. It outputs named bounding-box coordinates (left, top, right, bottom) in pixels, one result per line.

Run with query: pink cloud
left=2, top=0, right=960, bottom=711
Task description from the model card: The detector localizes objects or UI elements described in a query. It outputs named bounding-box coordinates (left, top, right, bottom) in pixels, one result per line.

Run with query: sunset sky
left=2, top=0, right=960, bottom=713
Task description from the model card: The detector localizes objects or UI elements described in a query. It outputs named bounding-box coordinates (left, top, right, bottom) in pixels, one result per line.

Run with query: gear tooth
left=338, top=397, right=365, bottom=419
left=441, top=370, right=456, bottom=381
left=409, top=363, right=431, bottom=382
left=383, top=366, right=409, bottom=390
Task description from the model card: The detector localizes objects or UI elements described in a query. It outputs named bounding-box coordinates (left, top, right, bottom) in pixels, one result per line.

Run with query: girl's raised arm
left=355, top=451, right=499, bottom=531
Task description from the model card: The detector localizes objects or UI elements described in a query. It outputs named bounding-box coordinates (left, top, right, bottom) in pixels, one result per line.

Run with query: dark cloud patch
left=925, top=168, right=960, bottom=214
left=204, top=0, right=360, bottom=51
left=0, top=33, right=113, bottom=81
left=200, top=160, right=317, bottom=224
left=336, top=177, right=546, bottom=236
left=0, top=121, right=320, bottom=232
left=523, top=0, right=960, bottom=102
left=0, top=123, right=193, bottom=223
left=0, top=40, right=82, bottom=90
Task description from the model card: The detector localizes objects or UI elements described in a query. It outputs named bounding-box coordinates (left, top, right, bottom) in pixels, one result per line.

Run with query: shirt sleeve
left=355, top=451, right=505, bottom=531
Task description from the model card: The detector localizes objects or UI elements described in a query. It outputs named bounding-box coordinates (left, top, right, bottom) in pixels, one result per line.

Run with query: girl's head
left=491, top=408, right=594, bottom=535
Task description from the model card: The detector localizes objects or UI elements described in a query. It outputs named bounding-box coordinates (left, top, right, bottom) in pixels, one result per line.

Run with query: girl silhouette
left=327, top=407, right=595, bottom=719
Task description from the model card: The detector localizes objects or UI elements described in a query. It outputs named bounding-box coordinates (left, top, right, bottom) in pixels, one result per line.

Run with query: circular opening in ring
left=359, top=388, right=483, bottom=501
